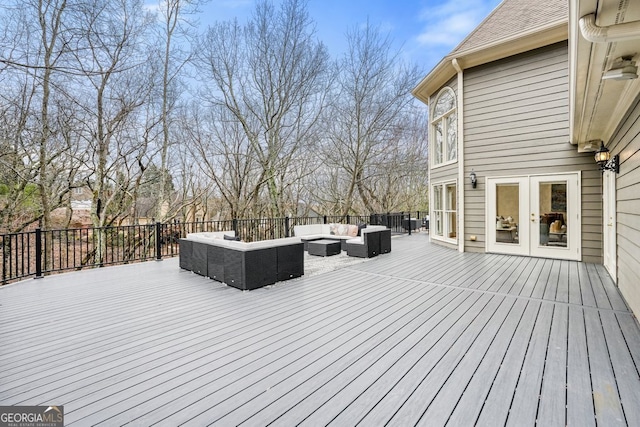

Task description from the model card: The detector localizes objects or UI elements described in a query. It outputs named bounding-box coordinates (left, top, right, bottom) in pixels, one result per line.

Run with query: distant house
left=413, top=0, right=640, bottom=317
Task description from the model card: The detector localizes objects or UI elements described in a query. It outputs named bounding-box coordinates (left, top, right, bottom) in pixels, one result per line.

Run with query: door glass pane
left=446, top=184, right=456, bottom=239
left=433, top=185, right=443, bottom=236
left=495, top=183, right=519, bottom=244
left=446, top=113, right=457, bottom=161
left=538, top=182, right=567, bottom=248
left=433, top=185, right=442, bottom=210
left=434, top=121, right=443, bottom=164
left=434, top=211, right=443, bottom=236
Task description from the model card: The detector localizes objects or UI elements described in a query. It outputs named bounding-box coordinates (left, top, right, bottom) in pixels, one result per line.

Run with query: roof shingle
left=452, top=0, right=568, bottom=55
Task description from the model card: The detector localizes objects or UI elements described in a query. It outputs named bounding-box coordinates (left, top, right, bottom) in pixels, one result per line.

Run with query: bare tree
left=0, top=0, right=84, bottom=232
left=152, top=0, right=203, bottom=222
left=322, top=22, right=424, bottom=215
left=196, top=0, right=330, bottom=217
left=63, top=0, right=154, bottom=262
left=184, top=103, right=261, bottom=219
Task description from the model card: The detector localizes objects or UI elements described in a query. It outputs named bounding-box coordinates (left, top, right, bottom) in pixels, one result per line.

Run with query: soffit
left=571, top=0, right=640, bottom=151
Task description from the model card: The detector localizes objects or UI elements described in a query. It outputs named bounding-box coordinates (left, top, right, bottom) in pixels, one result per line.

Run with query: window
left=431, top=88, right=457, bottom=166
left=73, top=187, right=84, bottom=195
left=432, top=181, right=457, bottom=242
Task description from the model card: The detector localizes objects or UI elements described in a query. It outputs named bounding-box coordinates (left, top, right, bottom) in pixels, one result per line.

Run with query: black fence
left=1, top=211, right=427, bottom=284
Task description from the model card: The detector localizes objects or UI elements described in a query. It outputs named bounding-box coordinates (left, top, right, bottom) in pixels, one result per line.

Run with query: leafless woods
left=0, top=0, right=428, bottom=233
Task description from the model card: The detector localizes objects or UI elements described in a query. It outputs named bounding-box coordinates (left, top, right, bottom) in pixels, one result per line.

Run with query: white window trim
left=430, top=86, right=457, bottom=169
left=431, top=179, right=458, bottom=245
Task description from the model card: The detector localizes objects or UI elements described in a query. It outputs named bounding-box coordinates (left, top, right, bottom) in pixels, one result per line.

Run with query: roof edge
left=413, top=19, right=569, bottom=103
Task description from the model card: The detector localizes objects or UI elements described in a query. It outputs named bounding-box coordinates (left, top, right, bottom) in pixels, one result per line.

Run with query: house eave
left=412, top=20, right=568, bottom=103
left=569, top=0, right=640, bottom=151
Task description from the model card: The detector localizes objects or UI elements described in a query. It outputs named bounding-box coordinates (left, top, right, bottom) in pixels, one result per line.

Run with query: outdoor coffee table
left=307, top=239, right=341, bottom=257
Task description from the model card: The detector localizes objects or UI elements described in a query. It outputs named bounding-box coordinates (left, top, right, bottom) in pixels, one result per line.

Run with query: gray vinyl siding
left=607, top=94, right=640, bottom=318
left=462, top=41, right=602, bottom=263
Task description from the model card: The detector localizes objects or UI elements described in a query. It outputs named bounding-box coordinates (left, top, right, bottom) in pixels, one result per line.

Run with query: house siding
left=462, top=41, right=602, bottom=262
left=607, top=94, right=640, bottom=318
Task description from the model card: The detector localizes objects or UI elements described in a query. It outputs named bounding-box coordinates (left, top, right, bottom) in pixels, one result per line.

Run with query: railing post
left=407, top=212, right=412, bottom=236
left=1, top=235, right=5, bottom=285
left=323, top=215, right=327, bottom=224
left=346, top=214, right=350, bottom=224
left=233, top=218, right=238, bottom=239
left=155, top=222, right=162, bottom=261
left=35, top=228, right=43, bottom=279
left=285, top=216, right=290, bottom=238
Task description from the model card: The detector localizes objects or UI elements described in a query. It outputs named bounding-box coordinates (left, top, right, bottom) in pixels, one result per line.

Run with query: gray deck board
left=507, top=256, right=541, bottom=297
left=517, top=257, right=546, bottom=299
left=600, top=311, right=640, bottom=426
left=537, top=303, right=568, bottom=426
left=595, top=264, right=629, bottom=311
left=542, top=259, right=561, bottom=302
left=354, top=294, right=501, bottom=426
left=530, top=258, right=554, bottom=300
left=413, top=297, right=524, bottom=426
left=584, top=309, right=626, bottom=424
left=129, top=280, right=454, bottom=426
left=65, top=275, right=415, bottom=423
left=566, top=306, right=597, bottom=427
left=556, top=259, right=570, bottom=303
left=578, top=260, right=598, bottom=308
left=316, top=291, right=488, bottom=427
left=1, top=234, right=639, bottom=426
left=5, top=272, right=378, bottom=400
left=446, top=298, right=534, bottom=426
left=475, top=301, right=542, bottom=426
left=618, top=313, right=640, bottom=371
left=215, top=288, right=468, bottom=426
left=49, top=274, right=391, bottom=405
left=587, top=262, right=613, bottom=310
left=505, top=301, right=554, bottom=426
left=568, top=260, right=582, bottom=305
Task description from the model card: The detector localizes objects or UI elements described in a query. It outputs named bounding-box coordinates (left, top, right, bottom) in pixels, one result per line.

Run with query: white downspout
left=452, top=58, right=464, bottom=253
left=579, top=14, right=640, bottom=43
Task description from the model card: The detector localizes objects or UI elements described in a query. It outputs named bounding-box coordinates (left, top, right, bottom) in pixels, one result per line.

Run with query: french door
left=486, top=173, right=581, bottom=261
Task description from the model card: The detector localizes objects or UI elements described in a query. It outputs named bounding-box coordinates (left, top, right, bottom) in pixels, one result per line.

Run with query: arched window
left=432, top=87, right=457, bottom=165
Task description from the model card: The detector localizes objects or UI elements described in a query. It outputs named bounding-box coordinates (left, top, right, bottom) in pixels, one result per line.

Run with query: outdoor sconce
left=470, top=169, right=477, bottom=188
left=594, top=141, right=620, bottom=174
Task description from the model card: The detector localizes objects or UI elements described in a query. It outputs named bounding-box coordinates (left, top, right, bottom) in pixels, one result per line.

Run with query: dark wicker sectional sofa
left=345, top=227, right=392, bottom=258
left=179, top=233, right=304, bottom=290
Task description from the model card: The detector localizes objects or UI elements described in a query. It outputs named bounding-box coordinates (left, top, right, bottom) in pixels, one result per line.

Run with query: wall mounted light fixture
left=470, top=169, right=477, bottom=188
left=595, top=141, right=620, bottom=173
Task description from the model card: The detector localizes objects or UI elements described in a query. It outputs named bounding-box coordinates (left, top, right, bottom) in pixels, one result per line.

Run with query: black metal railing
left=1, top=211, right=427, bottom=284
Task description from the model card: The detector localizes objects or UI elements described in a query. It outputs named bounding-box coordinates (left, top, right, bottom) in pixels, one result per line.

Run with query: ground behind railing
left=1, top=212, right=427, bottom=284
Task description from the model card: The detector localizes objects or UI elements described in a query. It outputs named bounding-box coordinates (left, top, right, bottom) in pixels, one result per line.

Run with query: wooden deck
left=1, top=234, right=639, bottom=426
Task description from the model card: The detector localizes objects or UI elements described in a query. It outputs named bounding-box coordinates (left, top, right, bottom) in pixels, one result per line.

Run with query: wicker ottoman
left=308, top=239, right=341, bottom=257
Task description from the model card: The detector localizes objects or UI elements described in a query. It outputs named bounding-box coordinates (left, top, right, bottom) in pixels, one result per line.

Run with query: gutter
left=579, top=13, right=640, bottom=43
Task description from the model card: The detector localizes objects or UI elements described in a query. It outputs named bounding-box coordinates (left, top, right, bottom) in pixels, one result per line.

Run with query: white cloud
left=415, top=0, right=498, bottom=48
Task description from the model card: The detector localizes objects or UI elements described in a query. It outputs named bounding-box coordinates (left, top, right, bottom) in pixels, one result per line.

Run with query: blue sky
left=199, top=0, right=503, bottom=73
